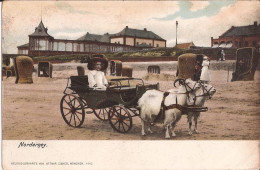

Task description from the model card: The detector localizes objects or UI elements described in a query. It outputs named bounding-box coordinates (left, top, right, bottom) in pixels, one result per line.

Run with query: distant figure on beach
left=221, top=49, right=226, bottom=61
left=200, top=56, right=211, bottom=83
left=217, top=48, right=222, bottom=61
left=87, top=57, right=109, bottom=90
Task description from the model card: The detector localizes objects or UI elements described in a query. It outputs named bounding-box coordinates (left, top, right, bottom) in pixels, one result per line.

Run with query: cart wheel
left=60, top=94, right=85, bottom=127
left=93, top=108, right=109, bottom=121
left=108, top=105, right=132, bottom=133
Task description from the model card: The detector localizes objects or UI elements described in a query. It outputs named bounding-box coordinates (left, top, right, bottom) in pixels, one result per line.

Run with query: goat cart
left=60, top=76, right=159, bottom=133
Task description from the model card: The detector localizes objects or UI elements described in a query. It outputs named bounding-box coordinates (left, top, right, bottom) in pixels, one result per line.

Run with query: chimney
left=126, top=26, right=128, bottom=29
left=254, top=21, right=257, bottom=26
left=87, top=32, right=89, bottom=34
left=144, top=28, right=147, bottom=31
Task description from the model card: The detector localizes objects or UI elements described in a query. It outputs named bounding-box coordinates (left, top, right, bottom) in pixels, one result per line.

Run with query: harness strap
left=165, top=104, right=185, bottom=112
left=153, top=92, right=170, bottom=122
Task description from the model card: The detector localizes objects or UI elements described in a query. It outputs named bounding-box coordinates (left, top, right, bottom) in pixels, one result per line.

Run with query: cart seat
left=70, top=76, right=89, bottom=92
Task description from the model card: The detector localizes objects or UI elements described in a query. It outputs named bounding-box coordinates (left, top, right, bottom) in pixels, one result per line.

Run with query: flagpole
left=176, top=21, right=178, bottom=47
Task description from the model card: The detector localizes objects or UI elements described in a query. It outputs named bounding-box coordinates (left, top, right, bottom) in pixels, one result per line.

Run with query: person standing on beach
left=221, top=49, right=226, bottom=61
left=200, top=56, right=211, bottom=83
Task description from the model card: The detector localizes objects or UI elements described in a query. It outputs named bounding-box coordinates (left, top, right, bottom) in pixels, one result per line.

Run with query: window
left=156, top=44, right=159, bottom=47
left=245, top=41, right=248, bottom=47
left=136, top=42, right=139, bottom=45
left=252, top=41, right=256, bottom=47
left=239, top=42, right=242, bottom=47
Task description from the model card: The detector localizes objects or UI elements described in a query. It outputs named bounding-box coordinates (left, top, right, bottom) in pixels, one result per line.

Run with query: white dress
left=200, top=60, right=211, bottom=82
left=87, top=70, right=108, bottom=89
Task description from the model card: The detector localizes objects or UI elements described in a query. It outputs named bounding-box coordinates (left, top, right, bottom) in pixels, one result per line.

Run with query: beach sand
left=2, top=61, right=260, bottom=140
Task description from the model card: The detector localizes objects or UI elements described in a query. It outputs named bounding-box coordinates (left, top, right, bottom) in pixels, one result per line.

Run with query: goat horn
left=174, top=78, right=185, bottom=87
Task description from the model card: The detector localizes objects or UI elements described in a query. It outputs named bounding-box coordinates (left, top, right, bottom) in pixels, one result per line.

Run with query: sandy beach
left=2, top=61, right=260, bottom=140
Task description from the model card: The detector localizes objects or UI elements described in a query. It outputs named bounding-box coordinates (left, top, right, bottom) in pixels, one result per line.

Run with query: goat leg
left=165, top=124, right=171, bottom=138
left=188, top=112, right=193, bottom=135
left=188, top=122, right=193, bottom=135
left=147, top=123, right=153, bottom=134
left=193, top=113, right=199, bottom=134
left=171, top=122, right=177, bottom=137
left=141, top=119, right=146, bottom=136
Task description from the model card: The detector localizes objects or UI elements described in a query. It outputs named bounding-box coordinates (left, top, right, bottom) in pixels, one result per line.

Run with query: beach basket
left=38, top=61, right=53, bottom=78
left=110, top=60, right=122, bottom=76
left=177, top=53, right=204, bottom=80
left=15, top=56, right=34, bottom=84
left=122, top=66, right=133, bottom=78
left=77, top=66, right=85, bottom=76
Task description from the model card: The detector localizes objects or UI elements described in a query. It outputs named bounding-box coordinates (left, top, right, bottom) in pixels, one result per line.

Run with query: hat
left=203, top=56, right=209, bottom=60
left=87, top=57, right=108, bottom=70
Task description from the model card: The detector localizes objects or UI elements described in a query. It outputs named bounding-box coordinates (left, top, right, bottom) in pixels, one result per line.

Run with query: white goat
left=138, top=78, right=201, bottom=138
left=186, top=82, right=216, bottom=135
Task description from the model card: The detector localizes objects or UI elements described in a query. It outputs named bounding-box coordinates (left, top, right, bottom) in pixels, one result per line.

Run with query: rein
left=190, top=83, right=214, bottom=106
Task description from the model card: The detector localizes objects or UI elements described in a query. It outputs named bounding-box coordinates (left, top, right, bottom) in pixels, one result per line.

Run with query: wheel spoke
left=111, top=117, right=119, bottom=121
left=68, top=95, right=72, bottom=104
left=75, top=111, right=83, bottom=115
left=115, top=109, right=121, bottom=117
left=75, top=113, right=81, bottom=122
left=73, top=114, right=76, bottom=126
left=64, top=111, right=72, bottom=117
left=75, top=104, right=82, bottom=109
left=113, top=120, right=119, bottom=126
left=102, top=109, right=106, bottom=119
left=122, top=121, right=130, bottom=128
left=69, top=113, right=73, bottom=124
left=98, top=109, right=102, bottom=116
left=63, top=107, right=71, bottom=111
left=64, top=99, right=71, bottom=107
left=118, top=121, right=121, bottom=130
left=121, top=122, right=126, bottom=132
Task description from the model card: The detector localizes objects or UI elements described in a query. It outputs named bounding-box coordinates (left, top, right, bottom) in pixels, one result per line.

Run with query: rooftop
left=77, top=32, right=113, bottom=43
left=220, top=21, right=260, bottom=37
left=29, top=20, right=53, bottom=37
left=112, top=26, right=165, bottom=40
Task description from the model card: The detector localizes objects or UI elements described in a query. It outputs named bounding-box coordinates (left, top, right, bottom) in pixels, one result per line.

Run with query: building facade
left=211, top=21, right=260, bottom=49
left=18, top=21, right=166, bottom=56
left=109, top=26, right=166, bottom=48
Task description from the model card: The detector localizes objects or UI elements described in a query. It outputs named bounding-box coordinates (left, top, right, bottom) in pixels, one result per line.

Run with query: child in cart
left=87, top=57, right=109, bottom=90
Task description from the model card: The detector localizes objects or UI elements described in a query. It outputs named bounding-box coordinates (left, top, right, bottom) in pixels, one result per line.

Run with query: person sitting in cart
left=87, top=57, right=109, bottom=90
left=193, top=60, right=202, bottom=81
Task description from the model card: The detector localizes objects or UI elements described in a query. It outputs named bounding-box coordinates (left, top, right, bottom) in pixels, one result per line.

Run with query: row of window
left=114, top=41, right=160, bottom=47
left=213, top=40, right=258, bottom=48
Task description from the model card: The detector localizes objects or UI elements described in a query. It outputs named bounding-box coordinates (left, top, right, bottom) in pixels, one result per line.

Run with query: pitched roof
left=175, top=42, right=195, bottom=49
left=77, top=32, right=112, bottom=43
left=17, top=43, right=29, bottom=48
left=29, top=20, right=53, bottom=37
left=220, top=22, right=260, bottom=37
left=111, top=26, right=165, bottom=41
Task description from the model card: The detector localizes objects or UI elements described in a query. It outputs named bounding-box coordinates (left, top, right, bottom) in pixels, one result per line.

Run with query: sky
left=2, top=1, right=260, bottom=54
